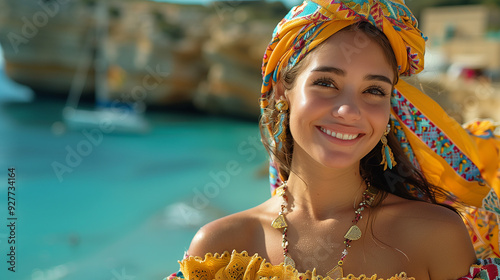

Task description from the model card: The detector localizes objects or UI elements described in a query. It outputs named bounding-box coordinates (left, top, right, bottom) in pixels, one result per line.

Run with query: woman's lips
left=320, top=127, right=359, bottom=140
left=317, top=126, right=365, bottom=144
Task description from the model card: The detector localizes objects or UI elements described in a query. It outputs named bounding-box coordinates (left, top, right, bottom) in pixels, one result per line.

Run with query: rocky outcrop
left=0, top=0, right=287, bottom=117
left=105, top=1, right=209, bottom=106
left=0, top=0, right=97, bottom=96
left=194, top=3, right=282, bottom=117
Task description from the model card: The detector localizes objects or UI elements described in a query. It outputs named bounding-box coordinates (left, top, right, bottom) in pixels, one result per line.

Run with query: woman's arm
left=422, top=205, right=477, bottom=279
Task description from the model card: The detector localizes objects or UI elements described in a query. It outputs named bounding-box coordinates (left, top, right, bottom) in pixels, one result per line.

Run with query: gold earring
left=380, top=124, right=396, bottom=170
left=274, top=99, right=288, bottom=150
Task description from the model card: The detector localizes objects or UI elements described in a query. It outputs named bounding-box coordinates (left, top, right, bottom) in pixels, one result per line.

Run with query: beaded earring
left=274, top=98, right=289, bottom=151
left=380, top=124, right=397, bottom=170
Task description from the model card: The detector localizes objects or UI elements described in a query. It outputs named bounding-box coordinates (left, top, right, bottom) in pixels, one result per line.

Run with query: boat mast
left=95, top=0, right=109, bottom=108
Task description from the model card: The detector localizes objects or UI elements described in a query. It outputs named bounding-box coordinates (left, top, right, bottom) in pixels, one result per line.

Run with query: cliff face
left=0, top=0, right=97, bottom=96
left=0, top=0, right=287, bottom=117
left=194, top=3, right=279, bottom=117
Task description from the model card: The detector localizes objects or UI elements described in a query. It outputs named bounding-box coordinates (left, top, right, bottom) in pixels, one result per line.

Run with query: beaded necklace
left=271, top=181, right=377, bottom=279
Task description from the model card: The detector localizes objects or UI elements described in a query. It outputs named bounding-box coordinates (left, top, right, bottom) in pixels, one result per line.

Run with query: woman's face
left=283, top=30, right=394, bottom=170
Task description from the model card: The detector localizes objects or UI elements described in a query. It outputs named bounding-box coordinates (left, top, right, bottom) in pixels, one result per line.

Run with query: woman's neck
left=285, top=153, right=366, bottom=220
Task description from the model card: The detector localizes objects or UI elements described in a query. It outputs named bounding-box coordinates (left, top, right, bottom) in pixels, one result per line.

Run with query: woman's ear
left=273, top=81, right=287, bottom=102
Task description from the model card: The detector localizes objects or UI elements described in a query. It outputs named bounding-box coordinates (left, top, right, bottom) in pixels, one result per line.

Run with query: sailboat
left=63, top=0, right=149, bottom=133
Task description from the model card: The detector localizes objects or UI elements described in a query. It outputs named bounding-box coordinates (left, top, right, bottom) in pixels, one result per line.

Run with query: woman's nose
left=332, top=92, right=361, bottom=121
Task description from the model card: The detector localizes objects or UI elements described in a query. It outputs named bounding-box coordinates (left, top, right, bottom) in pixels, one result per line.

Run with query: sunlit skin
left=284, top=30, right=393, bottom=174
left=187, top=30, right=476, bottom=280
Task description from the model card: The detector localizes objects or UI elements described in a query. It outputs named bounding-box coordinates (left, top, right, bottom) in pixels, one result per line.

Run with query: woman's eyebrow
left=364, top=74, right=393, bottom=85
left=312, top=66, right=393, bottom=85
left=311, top=66, right=345, bottom=75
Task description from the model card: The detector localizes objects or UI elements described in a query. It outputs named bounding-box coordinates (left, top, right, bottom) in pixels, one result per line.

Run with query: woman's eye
left=365, top=87, right=387, bottom=96
left=313, top=78, right=336, bottom=88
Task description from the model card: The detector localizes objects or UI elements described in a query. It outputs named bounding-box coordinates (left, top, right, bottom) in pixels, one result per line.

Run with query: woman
left=167, top=0, right=500, bottom=279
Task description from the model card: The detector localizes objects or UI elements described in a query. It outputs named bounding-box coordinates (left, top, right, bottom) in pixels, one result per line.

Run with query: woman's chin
left=314, top=153, right=361, bottom=170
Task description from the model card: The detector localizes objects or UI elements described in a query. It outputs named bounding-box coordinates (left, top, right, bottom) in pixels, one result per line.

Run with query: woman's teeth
left=320, top=127, right=359, bottom=140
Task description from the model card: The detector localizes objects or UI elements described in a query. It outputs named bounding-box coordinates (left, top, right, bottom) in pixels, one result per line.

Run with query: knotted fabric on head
left=260, top=0, right=500, bottom=257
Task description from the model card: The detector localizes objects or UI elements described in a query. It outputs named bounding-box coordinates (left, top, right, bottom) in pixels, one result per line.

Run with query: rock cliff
left=0, top=0, right=287, bottom=118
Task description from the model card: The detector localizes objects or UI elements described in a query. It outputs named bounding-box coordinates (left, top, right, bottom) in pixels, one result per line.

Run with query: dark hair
left=259, top=21, right=455, bottom=210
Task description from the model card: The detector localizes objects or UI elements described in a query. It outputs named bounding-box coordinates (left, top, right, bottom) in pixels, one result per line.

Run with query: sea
left=0, top=45, right=270, bottom=280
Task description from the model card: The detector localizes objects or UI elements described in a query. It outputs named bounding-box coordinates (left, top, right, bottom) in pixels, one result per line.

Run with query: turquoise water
left=0, top=72, right=270, bottom=279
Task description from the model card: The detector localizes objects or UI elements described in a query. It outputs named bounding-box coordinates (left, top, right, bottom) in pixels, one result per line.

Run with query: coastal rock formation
left=0, top=0, right=97, bottom=96
left=0, top=0, right=287, bottom=118
left=194, top=6, right=277, bottom=118
left=104, top=1, right=208, bottom=106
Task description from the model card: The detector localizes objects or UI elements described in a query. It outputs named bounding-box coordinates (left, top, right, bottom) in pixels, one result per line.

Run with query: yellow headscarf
left=260, top=0, right=500, bottom=257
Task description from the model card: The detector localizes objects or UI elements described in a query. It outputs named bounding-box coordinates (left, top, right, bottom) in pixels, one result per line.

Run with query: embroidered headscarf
left=260, top=0, right=500, bottom=257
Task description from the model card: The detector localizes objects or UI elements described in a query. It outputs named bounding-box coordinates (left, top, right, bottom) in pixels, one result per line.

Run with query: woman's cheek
left=362, top=102, right=391, bottom=135
left=362, top=97, right=391, bottom=117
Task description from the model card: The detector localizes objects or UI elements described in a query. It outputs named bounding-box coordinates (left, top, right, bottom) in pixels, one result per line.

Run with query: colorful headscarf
left=260, top=0, right=500, bottom=257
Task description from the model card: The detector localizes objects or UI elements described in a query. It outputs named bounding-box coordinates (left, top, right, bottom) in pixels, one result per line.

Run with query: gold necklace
left=271, top=181, right=377, bottom=279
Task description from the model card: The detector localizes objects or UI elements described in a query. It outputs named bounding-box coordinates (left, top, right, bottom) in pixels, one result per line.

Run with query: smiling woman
left=164, top=1, right=500, bottom=279
left=283, top=27, right=394, bottom=171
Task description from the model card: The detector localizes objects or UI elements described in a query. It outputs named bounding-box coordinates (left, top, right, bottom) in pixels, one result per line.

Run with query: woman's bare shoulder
left=381, top=194, right=462, bottom=222
left=187, top=198, right=275, bottom=258
left=378, top=194, right=476, bottom=278
left=379, top=195, right=472, bottom=243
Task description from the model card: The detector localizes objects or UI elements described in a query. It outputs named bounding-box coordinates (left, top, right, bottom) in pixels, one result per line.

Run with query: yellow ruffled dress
left=166, top=251, right=414, bottom=280
left=164, top=250, right=500, bottom=279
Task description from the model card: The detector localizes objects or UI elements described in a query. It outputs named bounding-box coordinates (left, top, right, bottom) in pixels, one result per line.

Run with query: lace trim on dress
left=169, top=250, right=413, bottom=280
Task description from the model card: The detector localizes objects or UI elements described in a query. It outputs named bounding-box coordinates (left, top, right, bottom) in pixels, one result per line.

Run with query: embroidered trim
left=391, top=89, right=484, bottom=183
